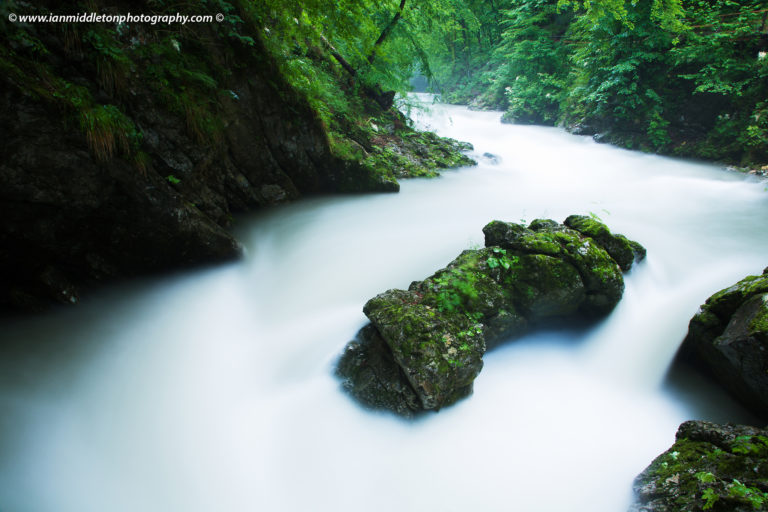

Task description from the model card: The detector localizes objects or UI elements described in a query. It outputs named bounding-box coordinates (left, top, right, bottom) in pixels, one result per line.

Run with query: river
left=1, top=94, right=766, bottom=511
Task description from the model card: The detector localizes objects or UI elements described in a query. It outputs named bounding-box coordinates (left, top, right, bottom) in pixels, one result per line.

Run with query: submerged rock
left=677, top=268, right=768, bottom=420
left=337, top=216, right=645, bottom=415
left=630, top=420, right=768, bottom=512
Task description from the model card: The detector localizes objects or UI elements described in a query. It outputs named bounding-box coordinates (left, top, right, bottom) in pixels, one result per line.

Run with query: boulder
left=337, top=216, right=645, bottom=415
left=630, top=420, right=768, bottom=512
left=677, top=268, right=768, bottom=420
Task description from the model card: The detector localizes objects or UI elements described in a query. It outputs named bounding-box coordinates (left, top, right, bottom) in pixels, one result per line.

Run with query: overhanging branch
left=367, top=0, right=408, bottom=65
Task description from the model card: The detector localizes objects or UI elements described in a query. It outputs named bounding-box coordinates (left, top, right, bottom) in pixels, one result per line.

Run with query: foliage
left=79, top=104, right=141, bottom=162
left=486, top=247, right=519, bottom=270
left=497, top=0, right=572, bottom=123
left=422, top=0, right=767, bottom=165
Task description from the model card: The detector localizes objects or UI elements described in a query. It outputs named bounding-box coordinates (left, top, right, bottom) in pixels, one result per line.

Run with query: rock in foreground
left=337, top=215, right=645, bottom=416
left=677, top=268, right=768, bottom=421
left=631, top=420, right=768, bottom=512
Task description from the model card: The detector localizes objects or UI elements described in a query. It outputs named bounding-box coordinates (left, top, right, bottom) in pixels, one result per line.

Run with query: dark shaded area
left=0, top=1, right=477, bottom=315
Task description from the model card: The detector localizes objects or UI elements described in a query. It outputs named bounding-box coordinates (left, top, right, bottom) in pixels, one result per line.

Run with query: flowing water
left=1, top=94, right=766, bottom=512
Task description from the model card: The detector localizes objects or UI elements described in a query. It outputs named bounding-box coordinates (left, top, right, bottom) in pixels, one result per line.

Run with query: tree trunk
left=367, top=0, right=407, bottom=65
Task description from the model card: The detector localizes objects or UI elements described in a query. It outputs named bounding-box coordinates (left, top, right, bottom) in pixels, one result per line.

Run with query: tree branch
left=367, top=0, right=407, bottom=65
left=319, top=34, right=357, bottom=77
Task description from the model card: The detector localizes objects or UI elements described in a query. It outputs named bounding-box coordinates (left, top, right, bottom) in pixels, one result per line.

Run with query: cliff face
left=0, top=2, right=395, bottom=313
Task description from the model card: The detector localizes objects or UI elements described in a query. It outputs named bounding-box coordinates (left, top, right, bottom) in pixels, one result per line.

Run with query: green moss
left=564, top=214, right=611, bottom=239
left=564, top=214, right=642, bottom=271
left=706, top=275, right=768, bottom=321
left=643, top=428, right=768, bottom=511
left=509, top=232, right=563, bottom=255
left=83, top=28, right=132, bottom=97
left=748, top=298, right=768, bottom=336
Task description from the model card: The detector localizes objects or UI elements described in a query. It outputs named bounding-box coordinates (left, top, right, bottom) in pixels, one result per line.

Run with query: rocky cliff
left=0, top=1, right=473, bottom=313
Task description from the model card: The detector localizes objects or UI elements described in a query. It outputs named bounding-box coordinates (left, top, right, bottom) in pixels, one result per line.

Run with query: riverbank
left=0, top=4, right=474, bottom=315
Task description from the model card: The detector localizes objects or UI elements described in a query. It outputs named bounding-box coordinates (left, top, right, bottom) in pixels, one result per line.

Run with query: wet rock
left=338, top=216, right=645, bottom=414
left=336, top=324, right=421, bottom=417
left=630, top=420, right=768, bottom=512
left=568, top=122, right=598, bottom=136
left=677, top=269, right=768, bottom=420
left=593, top=132, right=611, bottom=144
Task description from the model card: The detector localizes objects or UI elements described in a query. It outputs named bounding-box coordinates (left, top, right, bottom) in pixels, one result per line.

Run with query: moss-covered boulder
left=337, top=216, right=645, bottom=415
left=677, top=268, right=768, bottom=421
left=630, top=420, right=768, bottom=512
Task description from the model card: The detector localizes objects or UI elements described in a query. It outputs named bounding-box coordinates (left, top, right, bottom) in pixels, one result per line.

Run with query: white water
left=1, top=95, right=766, bottom=512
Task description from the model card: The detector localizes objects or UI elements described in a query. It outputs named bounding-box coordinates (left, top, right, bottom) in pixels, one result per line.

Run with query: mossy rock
left=564, top=214, right=646, bottom=271
left=363, top=288, right=485, bottom=410
left=362, top=111, right=476, bottom=180
left=631, top=421, right=768, bottom=512
left=677, top=268, right=768, bottom=421
left=483, top=217, right=634, bottom=316
left=338, top=216, right=645, bottom=415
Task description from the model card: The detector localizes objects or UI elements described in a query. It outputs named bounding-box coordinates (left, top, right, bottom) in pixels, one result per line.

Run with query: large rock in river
left=676, top=268, right=768, bottom=421
left=337, top=215, right=645, bottom=416
left=630, top=420, right=768, bottom=512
